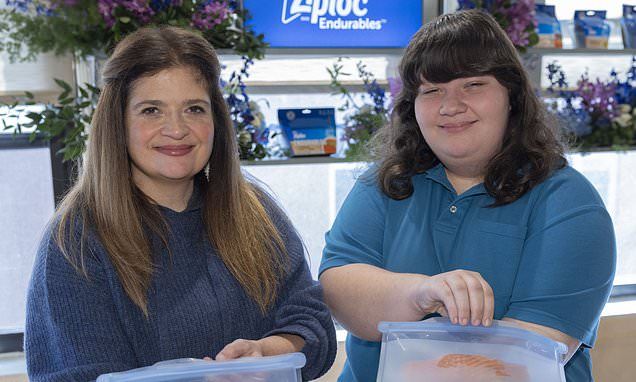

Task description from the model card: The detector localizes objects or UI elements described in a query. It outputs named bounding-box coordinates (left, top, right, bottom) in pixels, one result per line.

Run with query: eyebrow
left=131, top=99, right=211, bottom=110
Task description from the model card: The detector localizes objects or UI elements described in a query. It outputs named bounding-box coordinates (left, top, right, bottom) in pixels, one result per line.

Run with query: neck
left=135, top=178, right=194, bottom=212
left=444, top=165, right=484, bottom=195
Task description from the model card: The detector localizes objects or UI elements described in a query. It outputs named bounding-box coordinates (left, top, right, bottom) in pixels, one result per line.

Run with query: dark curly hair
left=373, top=10, right=566, bottom=206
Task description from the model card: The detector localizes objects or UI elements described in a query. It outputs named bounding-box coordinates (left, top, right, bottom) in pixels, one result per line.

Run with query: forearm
left=502, top=318, right=581, bottom=363
left=257, top=334, right=305, bottom=356
left=320, top=263, right=429, bottom=341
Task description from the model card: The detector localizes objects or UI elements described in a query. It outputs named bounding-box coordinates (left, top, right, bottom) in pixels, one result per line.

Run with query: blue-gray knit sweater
left=25, top=192, right=336, bottom=381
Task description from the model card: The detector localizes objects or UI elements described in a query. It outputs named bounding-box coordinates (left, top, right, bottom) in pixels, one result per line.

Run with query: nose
left=439, top=89, right=467, bottom=116
left=161, top=113, right=189, bottom=139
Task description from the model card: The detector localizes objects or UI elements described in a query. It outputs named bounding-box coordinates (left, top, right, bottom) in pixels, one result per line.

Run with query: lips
left=439, top=120, right=477, bottom=132
left=154, top=145, right=194, bottom=156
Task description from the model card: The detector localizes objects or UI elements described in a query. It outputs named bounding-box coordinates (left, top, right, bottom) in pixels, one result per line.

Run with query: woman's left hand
left=214, top=334, right=305, bottom=361
left=215, top=339, right=264, bottom=360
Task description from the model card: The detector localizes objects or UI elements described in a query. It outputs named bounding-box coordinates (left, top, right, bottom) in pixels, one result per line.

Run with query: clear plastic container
left=377, top=318, right=567, bottom=382
left=96, top=352, right=306, bottom=382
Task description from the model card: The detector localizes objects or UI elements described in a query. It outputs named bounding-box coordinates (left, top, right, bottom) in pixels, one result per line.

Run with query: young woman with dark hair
left=319, top=10, right=615, bottom=382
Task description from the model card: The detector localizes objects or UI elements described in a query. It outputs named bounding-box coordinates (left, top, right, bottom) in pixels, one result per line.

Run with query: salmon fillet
left=437, top=354, right=510, bottom=376
left=401, top=353, right=530, bottom=382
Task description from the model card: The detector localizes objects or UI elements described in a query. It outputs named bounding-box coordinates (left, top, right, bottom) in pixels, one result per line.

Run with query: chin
left=157, top=169, right=198, bottom=182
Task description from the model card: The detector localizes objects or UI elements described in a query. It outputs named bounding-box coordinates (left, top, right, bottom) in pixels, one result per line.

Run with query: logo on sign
left=281, top=0, right=385, bottom=30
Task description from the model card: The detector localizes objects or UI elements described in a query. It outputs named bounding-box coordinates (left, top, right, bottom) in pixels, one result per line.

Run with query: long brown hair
left=374, top=10, right=566, bottom=205
left=55, top=26, right=286, bottom=315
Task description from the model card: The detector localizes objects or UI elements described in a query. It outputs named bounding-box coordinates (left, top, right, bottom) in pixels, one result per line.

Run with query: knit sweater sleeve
left=25, top=223, right=137, bottom=382
left=261, top=198, right=337, bottom=381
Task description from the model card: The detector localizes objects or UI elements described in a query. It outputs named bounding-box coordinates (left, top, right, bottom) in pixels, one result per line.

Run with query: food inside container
left=377, top=318, right=567, bottom=382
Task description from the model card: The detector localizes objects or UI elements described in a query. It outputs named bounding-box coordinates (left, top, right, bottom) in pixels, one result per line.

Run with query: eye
left=188, top=105, right=206, bottom=114
left=140, top=106, right=159, bottom=115
left=466, top=81, right=485, bottom=88
left=419, top=87, right=440, bottom=95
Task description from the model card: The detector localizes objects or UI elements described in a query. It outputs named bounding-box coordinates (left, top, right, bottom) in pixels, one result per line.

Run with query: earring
left=204, top=163, right=210, bottom=181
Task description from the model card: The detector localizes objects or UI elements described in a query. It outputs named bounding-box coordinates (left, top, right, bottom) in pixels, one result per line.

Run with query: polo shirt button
left=450, top=205, right=458, bottom=214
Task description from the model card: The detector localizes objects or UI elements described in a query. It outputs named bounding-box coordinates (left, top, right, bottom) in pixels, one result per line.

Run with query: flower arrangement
left=0, top=1, right=273, bottom=161
left=0, top=0, right=267, bottom=61
left=546, top=58, right=636, bottom=150
left=221, top=57, right=272, bottom=160
left=328, top=58, right=393, bottom=160
left=457, top=0, right=538, bottom=51
left=2, top=56, right=276, bottom=161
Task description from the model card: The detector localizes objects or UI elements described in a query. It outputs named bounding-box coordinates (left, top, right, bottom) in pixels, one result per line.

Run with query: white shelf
left=526, top=48, right=636, bottom=55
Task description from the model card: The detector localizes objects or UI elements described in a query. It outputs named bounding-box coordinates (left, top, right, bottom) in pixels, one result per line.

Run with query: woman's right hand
left=413, top=270, right=495, bottom=326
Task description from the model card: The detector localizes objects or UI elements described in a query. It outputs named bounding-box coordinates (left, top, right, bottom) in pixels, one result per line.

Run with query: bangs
left=418, top=37, right=498, bottom=83
left=401, top=10, right=520, bottom=88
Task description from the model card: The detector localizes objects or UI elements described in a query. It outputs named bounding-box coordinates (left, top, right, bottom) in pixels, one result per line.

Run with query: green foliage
left=0, top=2, right=107, bottom=61
left=577, top=119, right=636, bottom=151
left=1, top=79, right=100, bottom=161
left=328, top=58, right=390, bottom=160
left=0, top=0, right=267, bottom=62
left=0, top=1, right=269, bottom=162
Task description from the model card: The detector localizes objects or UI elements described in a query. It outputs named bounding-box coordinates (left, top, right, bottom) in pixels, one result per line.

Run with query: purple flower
left=577, top=75, right=619, bottom=120
left=192, top=0, right=231, bottom=30
left=458, top=0, right=537, bottom=48
left=97, top=0, right=155, bottom=28
left=499, top=0, right=537, bottom=47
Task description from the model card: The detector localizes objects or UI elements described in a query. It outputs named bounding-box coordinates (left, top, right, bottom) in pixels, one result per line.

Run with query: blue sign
left=242, top=0, right=422, bottom=48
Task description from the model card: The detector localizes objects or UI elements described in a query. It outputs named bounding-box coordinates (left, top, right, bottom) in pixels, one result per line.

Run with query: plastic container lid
left=96, top=352, right=306, bottom=382
left=377, top=318, right=567, bottom=382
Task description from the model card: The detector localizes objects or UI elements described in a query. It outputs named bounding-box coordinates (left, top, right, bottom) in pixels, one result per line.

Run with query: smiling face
left=414, top=75, right=510, bottom=175
left=126, top=66, right=214, bottom=194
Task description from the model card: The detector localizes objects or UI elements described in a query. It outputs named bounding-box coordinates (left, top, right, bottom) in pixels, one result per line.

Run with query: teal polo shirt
left=319, top=164, right=616, bottom=382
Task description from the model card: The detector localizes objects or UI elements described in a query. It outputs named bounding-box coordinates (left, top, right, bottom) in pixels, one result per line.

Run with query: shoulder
left=533, top=166, right=606, bottom=208
left=525, top=165, right=612, bottom=233
left=346, top=166, right=391, bottom=205
left=34, top=211, right=107, bottom=283
left=251, top=184, right=294, bottom=235
left=248, top=182, right=305, bottom=255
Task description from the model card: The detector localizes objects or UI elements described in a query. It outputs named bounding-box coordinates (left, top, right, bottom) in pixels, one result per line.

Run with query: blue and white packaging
left=621, top=5, right=636, bottom=48
left=536, top=4, right=562, bottom=48
left=243, top=0, right=422, bottom=48
left=278, top=108, right=337, bottom=156
left=574, top=10, right=611, bottom=49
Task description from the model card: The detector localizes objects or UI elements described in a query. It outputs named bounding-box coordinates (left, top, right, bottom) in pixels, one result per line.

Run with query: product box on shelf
left=621, top=5, right=636, bottom=48
left=377, top=318, right=567, bottom=382
left=96, top=353, right=306, bottom=382
left=278, top=108, right=337, bottom=156
left=574, top=10, right=611, bottom=49
left=536, top=4, right=563, bottom=48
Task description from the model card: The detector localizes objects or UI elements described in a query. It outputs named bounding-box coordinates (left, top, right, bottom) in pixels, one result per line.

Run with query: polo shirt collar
left=424, top=163, right=488, bottom=198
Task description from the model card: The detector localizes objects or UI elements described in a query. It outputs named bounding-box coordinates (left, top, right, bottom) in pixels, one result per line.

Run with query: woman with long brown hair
left=25, top=26, right=335, bottom=381
left=319, top=10, right=615, bottom=382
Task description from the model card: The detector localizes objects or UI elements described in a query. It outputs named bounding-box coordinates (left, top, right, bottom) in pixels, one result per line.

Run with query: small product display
left=621, top=5, right=636, bottom=48
left=574, top=10, right=611, bottom=49
left=535, top=4, right=562, bottom=48
left=96, top=353, right=306, bottom=382
left=377, top=318, right=567, bottom=382
left=278, top=108, right=337, bottom=156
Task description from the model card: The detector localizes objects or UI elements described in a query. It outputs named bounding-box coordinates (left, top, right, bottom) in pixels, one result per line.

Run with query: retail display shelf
left=526, top=48, right=636, bottom=55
